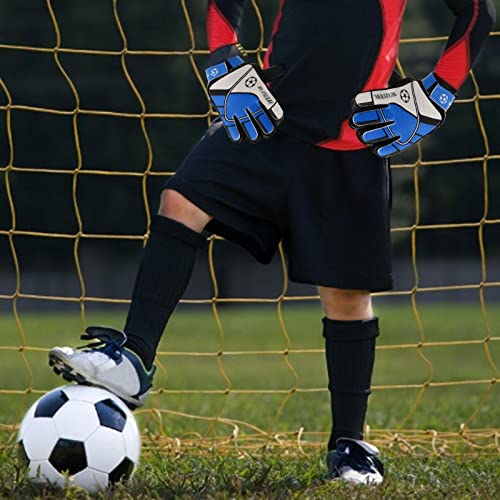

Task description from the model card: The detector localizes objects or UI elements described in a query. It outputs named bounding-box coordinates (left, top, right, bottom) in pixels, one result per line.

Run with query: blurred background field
left=1, top=303, right=499, bottom=497
left=1, top=303, right=498, bottom=445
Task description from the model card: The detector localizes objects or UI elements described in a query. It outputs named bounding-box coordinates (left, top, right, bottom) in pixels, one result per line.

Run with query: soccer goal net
left=0, top=0, right=498, bottom=455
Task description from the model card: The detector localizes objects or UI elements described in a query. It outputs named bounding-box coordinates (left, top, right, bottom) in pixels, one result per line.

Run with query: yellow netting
left=0, top=0, right=498, bottom=455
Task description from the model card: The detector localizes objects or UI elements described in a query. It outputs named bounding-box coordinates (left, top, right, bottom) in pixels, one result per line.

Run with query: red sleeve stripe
left=434, top=0, right=479, bottom=91
left=318, top=0, right=407, bottom=151
left=207, top=0, right=238, bottom=52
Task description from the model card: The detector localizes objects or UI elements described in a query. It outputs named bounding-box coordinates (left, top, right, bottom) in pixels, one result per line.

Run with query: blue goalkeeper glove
left=350, top=73, right=456, bottom=158
left=206, top=55, right=284, bottom=143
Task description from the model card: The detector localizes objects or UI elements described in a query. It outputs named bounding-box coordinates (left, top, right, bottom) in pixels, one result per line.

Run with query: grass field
left=0, top=303, right=499, bottom=498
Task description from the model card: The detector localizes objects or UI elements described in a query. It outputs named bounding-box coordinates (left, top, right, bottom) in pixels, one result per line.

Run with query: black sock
left=124, top=215, right=205, bottom=370
left=322, top=317, right=379, bottom=451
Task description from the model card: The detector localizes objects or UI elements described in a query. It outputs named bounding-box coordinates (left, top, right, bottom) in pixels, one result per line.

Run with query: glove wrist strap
left=422, top=73, right=456, bottom=112
left=205, top=55, right=245, bottom=83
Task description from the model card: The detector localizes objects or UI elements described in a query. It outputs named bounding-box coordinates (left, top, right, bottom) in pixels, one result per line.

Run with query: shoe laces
left=78, top=326, right=127, bottom=362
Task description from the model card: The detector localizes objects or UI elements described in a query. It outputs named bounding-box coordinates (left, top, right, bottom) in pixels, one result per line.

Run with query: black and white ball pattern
left=17, top=385, right=140, bottom=492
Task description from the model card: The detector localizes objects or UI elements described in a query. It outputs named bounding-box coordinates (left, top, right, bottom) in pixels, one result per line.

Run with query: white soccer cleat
left=327, top=438, right=384, bottom=485
left=49, top=326, right=155, bottom=409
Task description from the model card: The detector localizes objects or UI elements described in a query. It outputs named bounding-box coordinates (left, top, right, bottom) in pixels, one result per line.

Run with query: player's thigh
left=163, top=121, right=292, bottom=263
left=284, top=147, right=392, bottom=293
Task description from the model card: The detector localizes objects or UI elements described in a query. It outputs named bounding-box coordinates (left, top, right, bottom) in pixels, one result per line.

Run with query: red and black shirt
left=206, top=0, right=495, bottom=150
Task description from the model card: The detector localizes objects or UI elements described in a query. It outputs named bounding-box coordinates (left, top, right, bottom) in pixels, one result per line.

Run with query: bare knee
left=319, top=287, right=373, bottom=321
left=159, top=189, right=211, bottom=233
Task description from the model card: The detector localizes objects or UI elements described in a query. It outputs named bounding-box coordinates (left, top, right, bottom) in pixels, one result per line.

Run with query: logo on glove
left=210, top=68, right=219, bottom=77
left=245, top=77, right=257, bottom=88
left=400, top=89, right=411, bottom=103
left=439, top=93, right=449, bottom=105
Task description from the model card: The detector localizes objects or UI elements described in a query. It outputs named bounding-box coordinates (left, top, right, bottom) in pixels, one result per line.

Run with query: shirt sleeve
left=207, top=0, right=247, bottom=57
left=434, top=0, right=496, bottom=91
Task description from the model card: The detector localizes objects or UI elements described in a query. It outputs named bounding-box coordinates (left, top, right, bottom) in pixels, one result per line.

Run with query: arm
left=435, top=0, right=496, bottom=92
left=204, top=0, right=284, bottom=143
left=350, top=0, right=496, bottom=158
left=206, top=0, right=247, bottom=66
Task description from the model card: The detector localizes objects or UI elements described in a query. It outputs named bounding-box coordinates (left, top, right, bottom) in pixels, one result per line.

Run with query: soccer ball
left=16, top=385, right=140, bottom=492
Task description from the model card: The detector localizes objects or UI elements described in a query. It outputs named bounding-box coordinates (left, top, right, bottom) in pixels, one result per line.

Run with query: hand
left=350, top=73, right=456, bottom=158
left=206, top=56, right=284, bottom=143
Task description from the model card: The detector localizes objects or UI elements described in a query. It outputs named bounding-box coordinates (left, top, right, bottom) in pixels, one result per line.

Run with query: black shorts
left=165, top=121, right=393, bottom=292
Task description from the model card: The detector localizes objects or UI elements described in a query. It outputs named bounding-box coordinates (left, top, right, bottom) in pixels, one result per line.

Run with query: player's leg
left=283, top=144, right=391, bottom=484
left=319, top=287, right=372, bottom=321
left=122, top=189, right=211, bottom=370
left=319, top=287, right=383, bottom=485
left=49, top=190, right=211, bottom=407
left=49, top=121, right=288, bottom=408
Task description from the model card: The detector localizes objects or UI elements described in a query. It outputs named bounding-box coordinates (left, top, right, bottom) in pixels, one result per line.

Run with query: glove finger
left=239, top=115, right=260, bottom=142
left=223, top=119, right=242, bottom=143
left=254, top=109, right=275, bottom=136
left=360, top=125, right=395, bottom=145
left=374, top=141, right=406, bottom=158
left=350, top=108, right=385, bottom=127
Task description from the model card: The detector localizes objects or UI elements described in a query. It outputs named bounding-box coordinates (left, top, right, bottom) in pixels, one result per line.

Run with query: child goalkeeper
left=49, top=0, right=495, bottom=484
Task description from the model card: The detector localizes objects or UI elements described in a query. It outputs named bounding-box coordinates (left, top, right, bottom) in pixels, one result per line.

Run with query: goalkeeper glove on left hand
left=350, top=73, right=456, bottom=158
left=206, top=55, right=284, bottom=143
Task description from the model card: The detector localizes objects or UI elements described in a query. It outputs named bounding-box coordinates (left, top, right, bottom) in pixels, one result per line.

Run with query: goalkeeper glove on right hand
left=350, top=73, right=456, bottom=158
left=206, top=56, right=284, bottom=143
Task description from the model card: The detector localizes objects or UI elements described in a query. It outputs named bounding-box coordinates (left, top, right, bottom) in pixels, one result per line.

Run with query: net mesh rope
left=0, top=0, right=498, bottom=455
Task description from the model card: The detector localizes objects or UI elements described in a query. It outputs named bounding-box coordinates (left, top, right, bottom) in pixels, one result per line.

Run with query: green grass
left=1, top=447, right=499, bottom=499
left=0, top=303, right=499, bottom=497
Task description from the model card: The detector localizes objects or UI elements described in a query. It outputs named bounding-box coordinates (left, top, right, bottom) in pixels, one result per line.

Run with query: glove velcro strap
left=205, top=56, right=244, bottom=82
left=206, top=61, right=229, bottom=82
left=227, top=55, right=244, bottom=69
left=429, top=84, right=455, bottom=112
left=422, top=73, right=455, bottom=112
